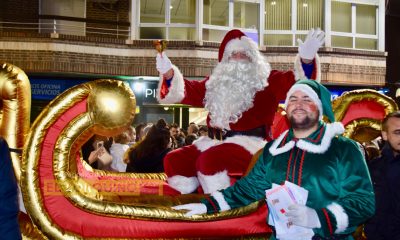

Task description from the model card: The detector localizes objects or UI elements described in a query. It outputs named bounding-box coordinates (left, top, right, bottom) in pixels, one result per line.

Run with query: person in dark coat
left=0, top=137, right=22, bottom=239
left=365, top=111, right=400, bottom=239
left=126, top=119, right=171, bottom=173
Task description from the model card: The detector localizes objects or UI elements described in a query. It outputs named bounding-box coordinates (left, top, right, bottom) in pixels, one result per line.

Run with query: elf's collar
left=269, top=122, right=345, bottom=156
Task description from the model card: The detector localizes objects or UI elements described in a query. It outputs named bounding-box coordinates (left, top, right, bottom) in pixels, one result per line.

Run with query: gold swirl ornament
left=0, top=62, right=31, bottom=181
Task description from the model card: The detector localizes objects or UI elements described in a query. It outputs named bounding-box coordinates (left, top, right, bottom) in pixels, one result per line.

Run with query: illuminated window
left=234, top=1, right=259, bottom=29
left=204, top=0, right=229, bottom=26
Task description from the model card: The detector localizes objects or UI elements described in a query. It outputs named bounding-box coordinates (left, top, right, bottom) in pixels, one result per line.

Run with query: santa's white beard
left=204, top=59, right=270, bottom=130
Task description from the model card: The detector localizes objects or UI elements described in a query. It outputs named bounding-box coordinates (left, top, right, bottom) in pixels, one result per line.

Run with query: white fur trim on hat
left=327, top=202, right=349, bottom=234
left=224, top=135, right=266, bottom=155
left=156, top=65, right=185, bottom=104
left=284, top=83, right=323, bottom=120
left=294, top=53, right=321, bottom=82
left=223, top=36, right=259, bottom=63
left=167, top=175, right=199, bottom=194
left=197, top=170, right=230, bottom=194
left=211, top=191, right=231, bottom=211
left=193, top=136, right=220, bottom=152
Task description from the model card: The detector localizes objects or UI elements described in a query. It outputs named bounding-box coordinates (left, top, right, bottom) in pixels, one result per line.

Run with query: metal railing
left=0, top=16, right=131, bottom=39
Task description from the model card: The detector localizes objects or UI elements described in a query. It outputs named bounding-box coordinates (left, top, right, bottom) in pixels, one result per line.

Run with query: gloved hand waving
left=286, top=204, right=321, bottom=229
left=172, top=203, right=207, bottom=217
left=297, top=28, right=325, bottom=60
left=156, top=52, right=173, bottom=75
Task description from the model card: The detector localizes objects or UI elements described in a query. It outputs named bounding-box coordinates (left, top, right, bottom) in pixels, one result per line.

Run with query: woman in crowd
left=198, top=125, right=209, bottom=137
left=110, top=130, right=131, bottom=172
left=126, top=119, right=171, bottom=173
left=134, top=123, right=147, bottom=142
left=82, top=135, right=113, bottom=170
left=127, top=126, right=136, bottom=146
left=185, top=133, right=198, bottom=145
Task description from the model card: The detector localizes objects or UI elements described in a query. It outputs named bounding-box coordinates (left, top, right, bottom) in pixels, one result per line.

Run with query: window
left=265, top=0, right=291, bottom=30
left=204, top=0, right=229, bottom=26
left=139, top=0, right=196, bottom=40
left=356, top=4, right=377, bottom=50
left=171, top=0, right=196, bottom=24
left=297, top=0, right=323, bottom=30
left=202, top=1, right=258, bottom=43
left=332, top=1, right=351, bottom=32
left=331, top=1, right=378, bottom=50
left=140, top=27, right=166, bottom=39
left=169, top=27, right=196, bottom=40
left=264, top=0, right=291, bottom=46
left=140, top=0, right=165, bottom=23
left=234, top=1, right=259, bottom=29
left=356, top=4, right=376, bottom=35
left=135, top=0, right=381, bottom=50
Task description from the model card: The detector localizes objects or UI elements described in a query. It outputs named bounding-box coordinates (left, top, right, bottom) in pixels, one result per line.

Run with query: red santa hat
left=218, top=29, right=245, bottom=62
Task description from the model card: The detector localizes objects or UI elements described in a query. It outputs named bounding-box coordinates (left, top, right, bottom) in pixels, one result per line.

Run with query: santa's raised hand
left=297, top=28, right=325, bottom=60
left=156, top=52, right=173, bottom=75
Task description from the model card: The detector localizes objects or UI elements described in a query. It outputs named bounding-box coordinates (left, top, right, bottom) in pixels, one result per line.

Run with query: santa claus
left=156, top=29, right=324, bottom=194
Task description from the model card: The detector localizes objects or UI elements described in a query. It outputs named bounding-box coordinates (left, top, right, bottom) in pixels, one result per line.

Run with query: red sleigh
left=1, top=62, right=397, bottom=239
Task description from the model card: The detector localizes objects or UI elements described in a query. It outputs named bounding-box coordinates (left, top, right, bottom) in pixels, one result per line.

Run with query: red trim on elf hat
left=218, top=29, right=246, bottom=62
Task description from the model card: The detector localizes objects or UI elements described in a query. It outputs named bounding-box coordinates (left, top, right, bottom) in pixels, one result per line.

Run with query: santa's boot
left=196, top=136, right=265, bottom=193
left=163, top=144, right=200, bottom=194
left=197, top=170, right=231, bottom=194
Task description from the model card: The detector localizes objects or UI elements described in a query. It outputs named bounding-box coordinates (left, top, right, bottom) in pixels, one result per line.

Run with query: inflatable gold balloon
left=332, top=89, right=398, bottom=142
left=0, top=62, right=31, bottom=180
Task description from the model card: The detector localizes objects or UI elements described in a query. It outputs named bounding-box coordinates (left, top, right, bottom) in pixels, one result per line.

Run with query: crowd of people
left=81, top=120, right=208, bottom=173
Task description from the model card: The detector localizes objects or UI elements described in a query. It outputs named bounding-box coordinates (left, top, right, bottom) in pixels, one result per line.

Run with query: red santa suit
left=156, top=29, right=321, bottom=194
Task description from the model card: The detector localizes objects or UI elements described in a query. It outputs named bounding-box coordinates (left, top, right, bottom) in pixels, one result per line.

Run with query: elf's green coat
left=202, top=122, right=375, bottom=239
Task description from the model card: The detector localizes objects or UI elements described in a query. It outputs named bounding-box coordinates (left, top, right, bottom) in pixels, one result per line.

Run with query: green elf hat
left=284, top=79, right=335, bottom=122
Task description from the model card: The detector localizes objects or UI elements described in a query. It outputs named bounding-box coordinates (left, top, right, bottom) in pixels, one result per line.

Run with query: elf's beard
left=289, top=114, right=319, bottom=130
left=204, top=59, right=270, bottom=130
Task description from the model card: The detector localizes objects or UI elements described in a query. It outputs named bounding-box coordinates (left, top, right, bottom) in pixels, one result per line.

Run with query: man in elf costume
left=173, top=79, right=375, bottom=240
left=156, top=29, right=325, bottom=194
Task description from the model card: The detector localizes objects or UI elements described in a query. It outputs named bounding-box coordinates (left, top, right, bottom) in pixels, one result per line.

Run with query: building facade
left=0, top=0, right=388, bottom=127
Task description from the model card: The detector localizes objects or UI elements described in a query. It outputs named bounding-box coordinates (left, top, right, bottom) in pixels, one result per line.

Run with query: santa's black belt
left=208, top=126, right=268, bottom=140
